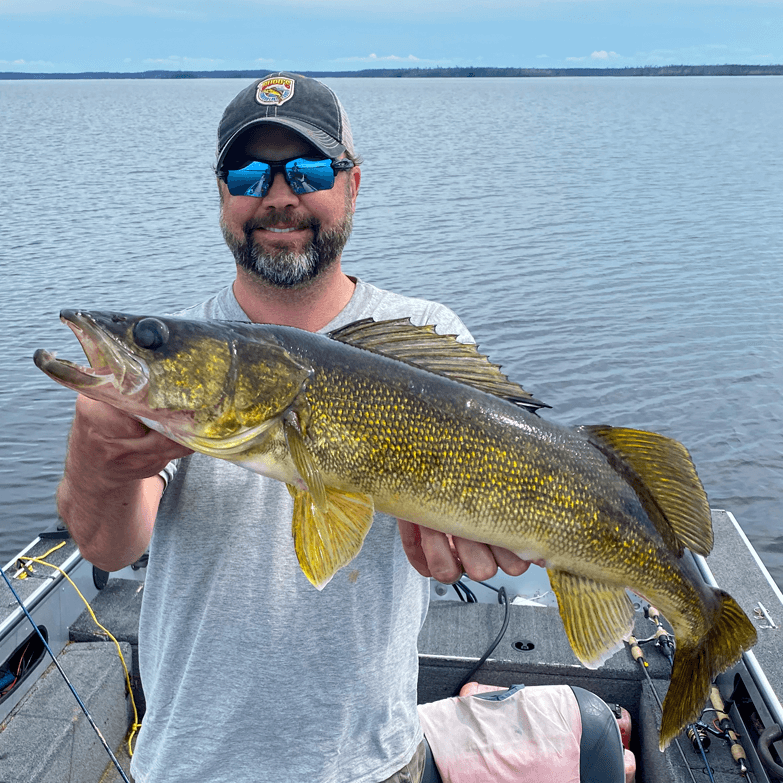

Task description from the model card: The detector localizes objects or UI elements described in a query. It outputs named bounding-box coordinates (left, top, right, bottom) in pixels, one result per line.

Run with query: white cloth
left=418, top=685, right=582, bottom=783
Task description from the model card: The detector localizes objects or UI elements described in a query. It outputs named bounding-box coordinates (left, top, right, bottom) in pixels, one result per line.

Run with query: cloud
left=563, top=42, right=779, bottom=68
left=333, top=53, right=425, bottom=63
left=566, top=49, right=621, bottom=62
left=629, top=43, right=777, bottom=66
left=142, top=55, right=225, bottom=65
left=0, top=58, right=58, bottom=67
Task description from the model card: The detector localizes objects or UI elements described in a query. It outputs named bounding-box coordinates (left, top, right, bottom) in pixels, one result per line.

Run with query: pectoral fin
left=284, top=414, right=327, bottom=511
left=548, top=569, right=635, bottom=668
left=288, top=484, right=375, bottom=590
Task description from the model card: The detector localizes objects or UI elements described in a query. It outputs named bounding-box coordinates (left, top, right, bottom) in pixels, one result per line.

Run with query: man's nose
left=262, top=171, right=299, bottom=207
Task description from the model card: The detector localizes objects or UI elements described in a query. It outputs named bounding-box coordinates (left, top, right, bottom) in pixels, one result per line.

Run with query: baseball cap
left=216, top=72, right=356, bottom=171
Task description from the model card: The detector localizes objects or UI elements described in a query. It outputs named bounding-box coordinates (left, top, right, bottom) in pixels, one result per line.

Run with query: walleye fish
left=34, top=310, right=757, bottom=748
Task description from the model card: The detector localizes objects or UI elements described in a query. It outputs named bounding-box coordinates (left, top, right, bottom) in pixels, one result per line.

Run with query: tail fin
left=659, top=589, right=757, bottom=749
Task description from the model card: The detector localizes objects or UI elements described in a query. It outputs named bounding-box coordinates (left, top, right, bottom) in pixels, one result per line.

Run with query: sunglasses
left=223, top=157, right=355, bottom=198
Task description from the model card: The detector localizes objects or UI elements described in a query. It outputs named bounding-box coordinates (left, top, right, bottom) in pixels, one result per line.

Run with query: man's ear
left=349, top=166, right=361, bottom=212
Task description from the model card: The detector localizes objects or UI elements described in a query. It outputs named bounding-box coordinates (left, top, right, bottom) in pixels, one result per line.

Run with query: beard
left=221, top=197, right=354, bottom=289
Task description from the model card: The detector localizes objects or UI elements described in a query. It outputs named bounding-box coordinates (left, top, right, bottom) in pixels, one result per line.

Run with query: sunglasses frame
left=221, top=157, right=355, bottom=198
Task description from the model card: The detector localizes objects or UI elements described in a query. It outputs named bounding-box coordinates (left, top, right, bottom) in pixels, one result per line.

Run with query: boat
left=1, top=508, right=781, bottom=782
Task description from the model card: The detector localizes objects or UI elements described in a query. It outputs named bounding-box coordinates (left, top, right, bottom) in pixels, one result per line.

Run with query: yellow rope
left=17, top=543, right=141, bottom=757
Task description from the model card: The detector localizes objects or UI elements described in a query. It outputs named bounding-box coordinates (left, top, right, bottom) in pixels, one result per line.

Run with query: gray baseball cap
left=216, top=72, right=356, bottom=171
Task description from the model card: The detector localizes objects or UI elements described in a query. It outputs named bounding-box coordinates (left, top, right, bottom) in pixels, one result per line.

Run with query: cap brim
left=217, top=117, right=347, bottom=170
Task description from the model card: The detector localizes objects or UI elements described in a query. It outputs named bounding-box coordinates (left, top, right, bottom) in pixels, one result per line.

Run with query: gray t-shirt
left=130, top=279, right=471, bottom=783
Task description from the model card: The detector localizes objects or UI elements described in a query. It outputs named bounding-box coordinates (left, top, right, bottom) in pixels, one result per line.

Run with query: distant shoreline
left=2, top=64, right=783, bottom=80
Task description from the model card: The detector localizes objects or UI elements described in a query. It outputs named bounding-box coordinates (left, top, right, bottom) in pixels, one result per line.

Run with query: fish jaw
left=34, top=311, right=151, bottom=407
left=33, top=310, right=208, bottom=445
left=34, top=310, right=315, bottom=463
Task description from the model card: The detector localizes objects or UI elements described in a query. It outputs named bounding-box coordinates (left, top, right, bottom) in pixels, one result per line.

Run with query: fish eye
left=133, top=318, right=169, bottom=350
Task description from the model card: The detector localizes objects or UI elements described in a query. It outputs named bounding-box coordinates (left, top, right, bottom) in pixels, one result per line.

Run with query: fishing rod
left=0, top=565, right=132, bottom=783
left=709, top=684, right=752, bottom=778
left=644, top=605, right=754, bottom=781
left=642, top=606, right=716, bottom=782
left=626, top=634, right=700, bottom=783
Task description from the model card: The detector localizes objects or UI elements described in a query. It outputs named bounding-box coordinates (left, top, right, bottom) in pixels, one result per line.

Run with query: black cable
left=453, top=586, right=509, bottom=696
left=452, top=580, right=477, bottom=603
left=465, top=578, right=501, bottom=594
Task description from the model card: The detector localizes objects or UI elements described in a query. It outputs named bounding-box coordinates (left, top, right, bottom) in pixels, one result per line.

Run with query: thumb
left=75, top=395, right=151, bottom=439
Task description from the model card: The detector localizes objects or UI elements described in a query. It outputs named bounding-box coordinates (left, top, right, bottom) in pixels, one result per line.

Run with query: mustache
left=244, top=210, right=319, bottom=233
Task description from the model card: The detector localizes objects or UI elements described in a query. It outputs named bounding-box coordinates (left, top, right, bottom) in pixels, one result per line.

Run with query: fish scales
left=294, top=338, right=663, bottom=576
left=274, top=332, right=725, bottom=664
left=34, top=311, right=759, bottom=749
left=295, top=340, right=597, bottom=530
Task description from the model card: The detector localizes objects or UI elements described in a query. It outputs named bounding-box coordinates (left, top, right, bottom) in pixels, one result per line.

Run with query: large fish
left=34, top=310, right=757, bottom=748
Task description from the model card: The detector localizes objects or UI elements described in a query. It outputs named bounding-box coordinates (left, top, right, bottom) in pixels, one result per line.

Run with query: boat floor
left=1, top=509, right=781, bottom=782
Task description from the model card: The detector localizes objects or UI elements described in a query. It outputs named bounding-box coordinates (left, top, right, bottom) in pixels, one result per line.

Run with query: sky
left=0, top=0, right=781, bottom=74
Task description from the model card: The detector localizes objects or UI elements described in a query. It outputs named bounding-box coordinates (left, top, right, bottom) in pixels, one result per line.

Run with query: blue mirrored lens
left=226, top=161, right=272, bottom=197
left=224, top=158, right=338, bottom=198
left=285, top=159, right=336, bottom=194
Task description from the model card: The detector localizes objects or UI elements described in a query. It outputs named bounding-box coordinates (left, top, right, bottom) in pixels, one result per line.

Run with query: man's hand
left=397, top=520, right=541, bottom=584
left=57, top=396, right=194, bottom=572
left=68, top=395, right=193, bottom=484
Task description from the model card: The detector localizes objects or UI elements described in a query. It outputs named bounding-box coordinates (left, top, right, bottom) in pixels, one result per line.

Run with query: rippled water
left=1, top=76, right=781, bottom=586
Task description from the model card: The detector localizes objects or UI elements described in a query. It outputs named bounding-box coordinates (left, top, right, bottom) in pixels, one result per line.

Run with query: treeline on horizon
left=2, top=64, right=782, bottom=80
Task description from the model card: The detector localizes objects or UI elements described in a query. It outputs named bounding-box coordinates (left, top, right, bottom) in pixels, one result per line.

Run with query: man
left=57, top=72, right=532, bottom=782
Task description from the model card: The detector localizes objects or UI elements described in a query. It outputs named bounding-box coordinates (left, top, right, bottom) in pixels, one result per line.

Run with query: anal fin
left=548, top=569, right=635, bottom=668
left=288, top=484, right=375, bottom=590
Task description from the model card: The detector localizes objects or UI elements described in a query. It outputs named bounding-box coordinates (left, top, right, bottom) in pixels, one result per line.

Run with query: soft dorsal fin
left=328, top=318, right=549, bottom=412
left=579, top=425, right=713, bottom=556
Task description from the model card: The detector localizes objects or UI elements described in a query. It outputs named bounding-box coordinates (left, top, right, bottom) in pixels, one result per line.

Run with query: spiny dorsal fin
left=580, top=425, right=713, bottom=557
left=328, top=318, right=549, bottom=412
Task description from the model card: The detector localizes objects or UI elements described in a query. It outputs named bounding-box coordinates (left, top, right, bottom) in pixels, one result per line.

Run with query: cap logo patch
left=256, top=76, right=295, bottom=106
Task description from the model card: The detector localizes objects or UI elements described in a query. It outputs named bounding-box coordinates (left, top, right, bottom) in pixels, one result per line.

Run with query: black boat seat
left=570, top=686, right=626, bottom=783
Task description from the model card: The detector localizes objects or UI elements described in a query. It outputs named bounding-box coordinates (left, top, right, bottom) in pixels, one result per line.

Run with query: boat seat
left=570, top=686, right=626, bottom=783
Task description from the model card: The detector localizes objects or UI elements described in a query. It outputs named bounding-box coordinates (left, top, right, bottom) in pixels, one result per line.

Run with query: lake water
left=1, top=76, right=781, bottom=588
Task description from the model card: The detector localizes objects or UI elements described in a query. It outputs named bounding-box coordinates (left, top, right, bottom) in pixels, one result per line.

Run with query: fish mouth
left=34, top=310, right=150, bottom=400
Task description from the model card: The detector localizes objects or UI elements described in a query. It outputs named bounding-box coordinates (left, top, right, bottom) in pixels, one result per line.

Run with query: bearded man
left=57, top=73, right=532, bottom=783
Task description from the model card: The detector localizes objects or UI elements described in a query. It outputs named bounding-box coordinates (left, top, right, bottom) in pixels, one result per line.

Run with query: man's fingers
left=398, top=522, right=545, bottom=585
left=397, top=520, right=431, bottom=578
left=71, top=395, right=193, bottom=481
left=397, top=521, right=463, bottom=583
left=418, top=526, right=463, bottom=584
left=488, top=546, right=534, bottom=577
left=75, top=395, right=149, bottom=439
left=451, top=537, right=499, bottom=583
